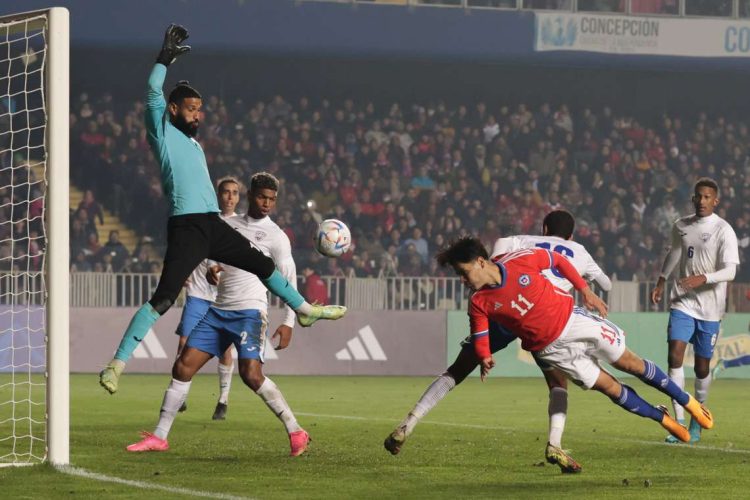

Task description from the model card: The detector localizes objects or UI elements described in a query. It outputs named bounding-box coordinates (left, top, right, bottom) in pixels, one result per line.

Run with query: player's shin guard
left=114, top=303, right=161, bottom=362
left=154, top=378, right=191, bottom=440
left=611, top=384, right=663, bottom=421
left=548, top=387, right=567, bottom=448
left=256, top=377, right=302, bottom=434
left=262, top=270, right=306, bottom=311
left=638, top=359, right=689, bottom=407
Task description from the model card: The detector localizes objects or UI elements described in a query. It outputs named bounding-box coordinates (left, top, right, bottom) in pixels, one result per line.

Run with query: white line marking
left=57, top=465, right=253, bottom=499
left=296, top=412, right=750, bottom=455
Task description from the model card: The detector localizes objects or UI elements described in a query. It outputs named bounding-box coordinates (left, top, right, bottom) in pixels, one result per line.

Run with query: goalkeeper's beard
left=172, top=115, right=199, bottom=138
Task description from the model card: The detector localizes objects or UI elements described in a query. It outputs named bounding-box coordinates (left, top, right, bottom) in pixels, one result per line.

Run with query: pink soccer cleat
left=289, top=429, right=310, bottom=457
left=126, top=431, right=169, bottom=452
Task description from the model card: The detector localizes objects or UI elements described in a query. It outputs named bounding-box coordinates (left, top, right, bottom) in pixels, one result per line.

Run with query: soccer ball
left=314, top=219, right=351, bottom=258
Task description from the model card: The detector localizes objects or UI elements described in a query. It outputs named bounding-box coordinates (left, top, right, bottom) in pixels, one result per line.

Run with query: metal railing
left=299, top=0, right=746, bottom=19
left=5, top=272, right=750, bottom=312
left=0, top=272, right=45, bottom=306
left=64, top=272, right=473, bottom=311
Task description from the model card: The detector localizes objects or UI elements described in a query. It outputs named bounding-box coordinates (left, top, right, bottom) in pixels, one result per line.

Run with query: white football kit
left=492, top=234, right=612, bottom=292
left=212, top=214, right=297, bottom=327
left=662, top=213, right=739, bottom=321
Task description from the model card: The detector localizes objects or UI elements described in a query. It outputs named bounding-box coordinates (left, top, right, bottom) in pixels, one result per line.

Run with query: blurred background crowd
left=55, top=91, right=750, bottom=281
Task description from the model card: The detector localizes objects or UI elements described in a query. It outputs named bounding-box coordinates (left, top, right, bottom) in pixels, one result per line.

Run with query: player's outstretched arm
left=580, top=287, right=608, bottom=318
left=156, top=24, right=191, bottom=67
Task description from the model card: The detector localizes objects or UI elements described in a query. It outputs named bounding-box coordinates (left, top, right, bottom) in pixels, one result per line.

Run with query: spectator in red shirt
left=302, top=266, right=329, bottom=305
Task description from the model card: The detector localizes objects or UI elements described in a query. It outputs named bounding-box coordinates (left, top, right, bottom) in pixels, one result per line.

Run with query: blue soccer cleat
left=688, top=417, right=702, bottom=443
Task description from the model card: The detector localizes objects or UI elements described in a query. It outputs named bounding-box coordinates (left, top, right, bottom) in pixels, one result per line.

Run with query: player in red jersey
left=438, top=237, right=714, bottom=446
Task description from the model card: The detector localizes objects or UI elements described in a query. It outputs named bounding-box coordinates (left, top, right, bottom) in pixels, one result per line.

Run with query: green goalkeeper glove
left=156, top=24, right=191, bottom=66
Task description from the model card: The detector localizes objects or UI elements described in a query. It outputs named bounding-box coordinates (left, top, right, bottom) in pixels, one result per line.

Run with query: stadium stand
left=56, top=91, right=750, bottom=283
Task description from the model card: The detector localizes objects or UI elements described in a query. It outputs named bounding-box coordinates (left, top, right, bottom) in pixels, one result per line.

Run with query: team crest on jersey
left=494, top=302, right=502, bottom=310
left=255, top=230, right=267, bottom=241
left=518, top=274, right=531, bottom=287
left=701, top=233, right=710, bottom=242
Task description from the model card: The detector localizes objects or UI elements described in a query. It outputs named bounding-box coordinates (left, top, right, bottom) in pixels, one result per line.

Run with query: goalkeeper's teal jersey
left=145, top=64, right=219, bottom=217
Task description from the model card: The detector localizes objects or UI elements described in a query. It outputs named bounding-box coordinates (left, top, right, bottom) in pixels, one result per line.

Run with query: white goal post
left=0, top=6, right=69, bottom=467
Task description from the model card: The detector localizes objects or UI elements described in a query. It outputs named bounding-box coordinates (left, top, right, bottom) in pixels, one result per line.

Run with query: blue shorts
left=186, top=308, right=268, bottom=362
left=460, top=321, right=551, bottom=370
left=175, top=296, right=212, bottom=337
left=667, top=309, right=720, bottom=360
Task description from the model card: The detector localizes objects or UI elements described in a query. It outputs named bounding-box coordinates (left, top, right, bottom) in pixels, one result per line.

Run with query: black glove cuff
left=156, top=49, right=174, bottom=66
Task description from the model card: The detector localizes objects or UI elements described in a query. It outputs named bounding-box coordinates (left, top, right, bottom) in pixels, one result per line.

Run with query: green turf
left=1, top=374, right=749, bottom=499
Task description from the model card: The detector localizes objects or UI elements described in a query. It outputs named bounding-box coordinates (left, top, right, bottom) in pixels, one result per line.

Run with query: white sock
left=296, top=302, right=313, bottom=315
left=218, top=362, right=234, bottom=405
left=154, top=378, right=191, bottom=440
left=548, top=387, right=567, bottom=448
left=401, top=373, right=456, bottom=436
left=695, top=375, right=711, bottom=403
left=668, top=367, right=685, bottom=422
left=256, top=377, right=301, bottom=434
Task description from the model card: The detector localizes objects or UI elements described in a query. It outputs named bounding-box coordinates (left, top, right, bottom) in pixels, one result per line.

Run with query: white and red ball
left=314, top=219, right=351, bottom=258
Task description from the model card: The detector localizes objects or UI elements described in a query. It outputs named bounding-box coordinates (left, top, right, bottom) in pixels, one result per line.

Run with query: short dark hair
left=436, top=236, right=488, bottom=268
left=250, top=171, right=279, bottom=193
left=543, top=210, right=575, bottom=239
left=694, top=177, right=719, bottom=196
left=168, top=80, right=201, bottom=104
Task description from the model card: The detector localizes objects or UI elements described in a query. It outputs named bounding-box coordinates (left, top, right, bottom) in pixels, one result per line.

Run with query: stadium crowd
left=57, top=89, right=750, bottom=284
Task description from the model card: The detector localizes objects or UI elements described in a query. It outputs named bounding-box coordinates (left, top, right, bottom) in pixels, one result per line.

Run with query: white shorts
left=535, top=307, right=627, bottom=390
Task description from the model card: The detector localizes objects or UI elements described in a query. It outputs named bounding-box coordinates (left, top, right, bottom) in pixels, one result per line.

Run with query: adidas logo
left=335, top=326, right=387, bottom=361
left=132, top=328, right=168, bottom=359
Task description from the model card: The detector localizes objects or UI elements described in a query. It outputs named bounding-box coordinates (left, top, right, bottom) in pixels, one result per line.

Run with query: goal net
left=0, top=7, right=68, bottom=467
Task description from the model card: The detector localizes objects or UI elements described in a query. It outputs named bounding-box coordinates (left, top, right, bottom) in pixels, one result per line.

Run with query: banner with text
left=535, top=12, right=750, bottom=58
left=447, top=312, right=750, bottom=379
left=71, top=308, right=446, bottom=376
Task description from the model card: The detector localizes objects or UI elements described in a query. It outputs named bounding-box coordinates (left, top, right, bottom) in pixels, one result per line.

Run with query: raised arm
left=145, top=64, right=168, bottom=144
left=145, top=25, right=191, bottom=147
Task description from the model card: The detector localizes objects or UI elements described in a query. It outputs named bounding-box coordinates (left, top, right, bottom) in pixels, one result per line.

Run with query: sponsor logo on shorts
left=518, top=274, right=531, bottom=287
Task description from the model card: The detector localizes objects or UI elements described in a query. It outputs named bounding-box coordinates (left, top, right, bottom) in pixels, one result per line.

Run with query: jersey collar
left=489, top=262, right=507, bottom=289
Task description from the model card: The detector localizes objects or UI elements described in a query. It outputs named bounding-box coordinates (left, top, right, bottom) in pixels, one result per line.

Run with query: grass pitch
left=2, top=374, right=749, bottom=499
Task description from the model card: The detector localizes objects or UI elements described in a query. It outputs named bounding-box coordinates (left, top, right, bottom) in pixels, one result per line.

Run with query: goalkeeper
left=99, top=25, right=345, bottom=394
